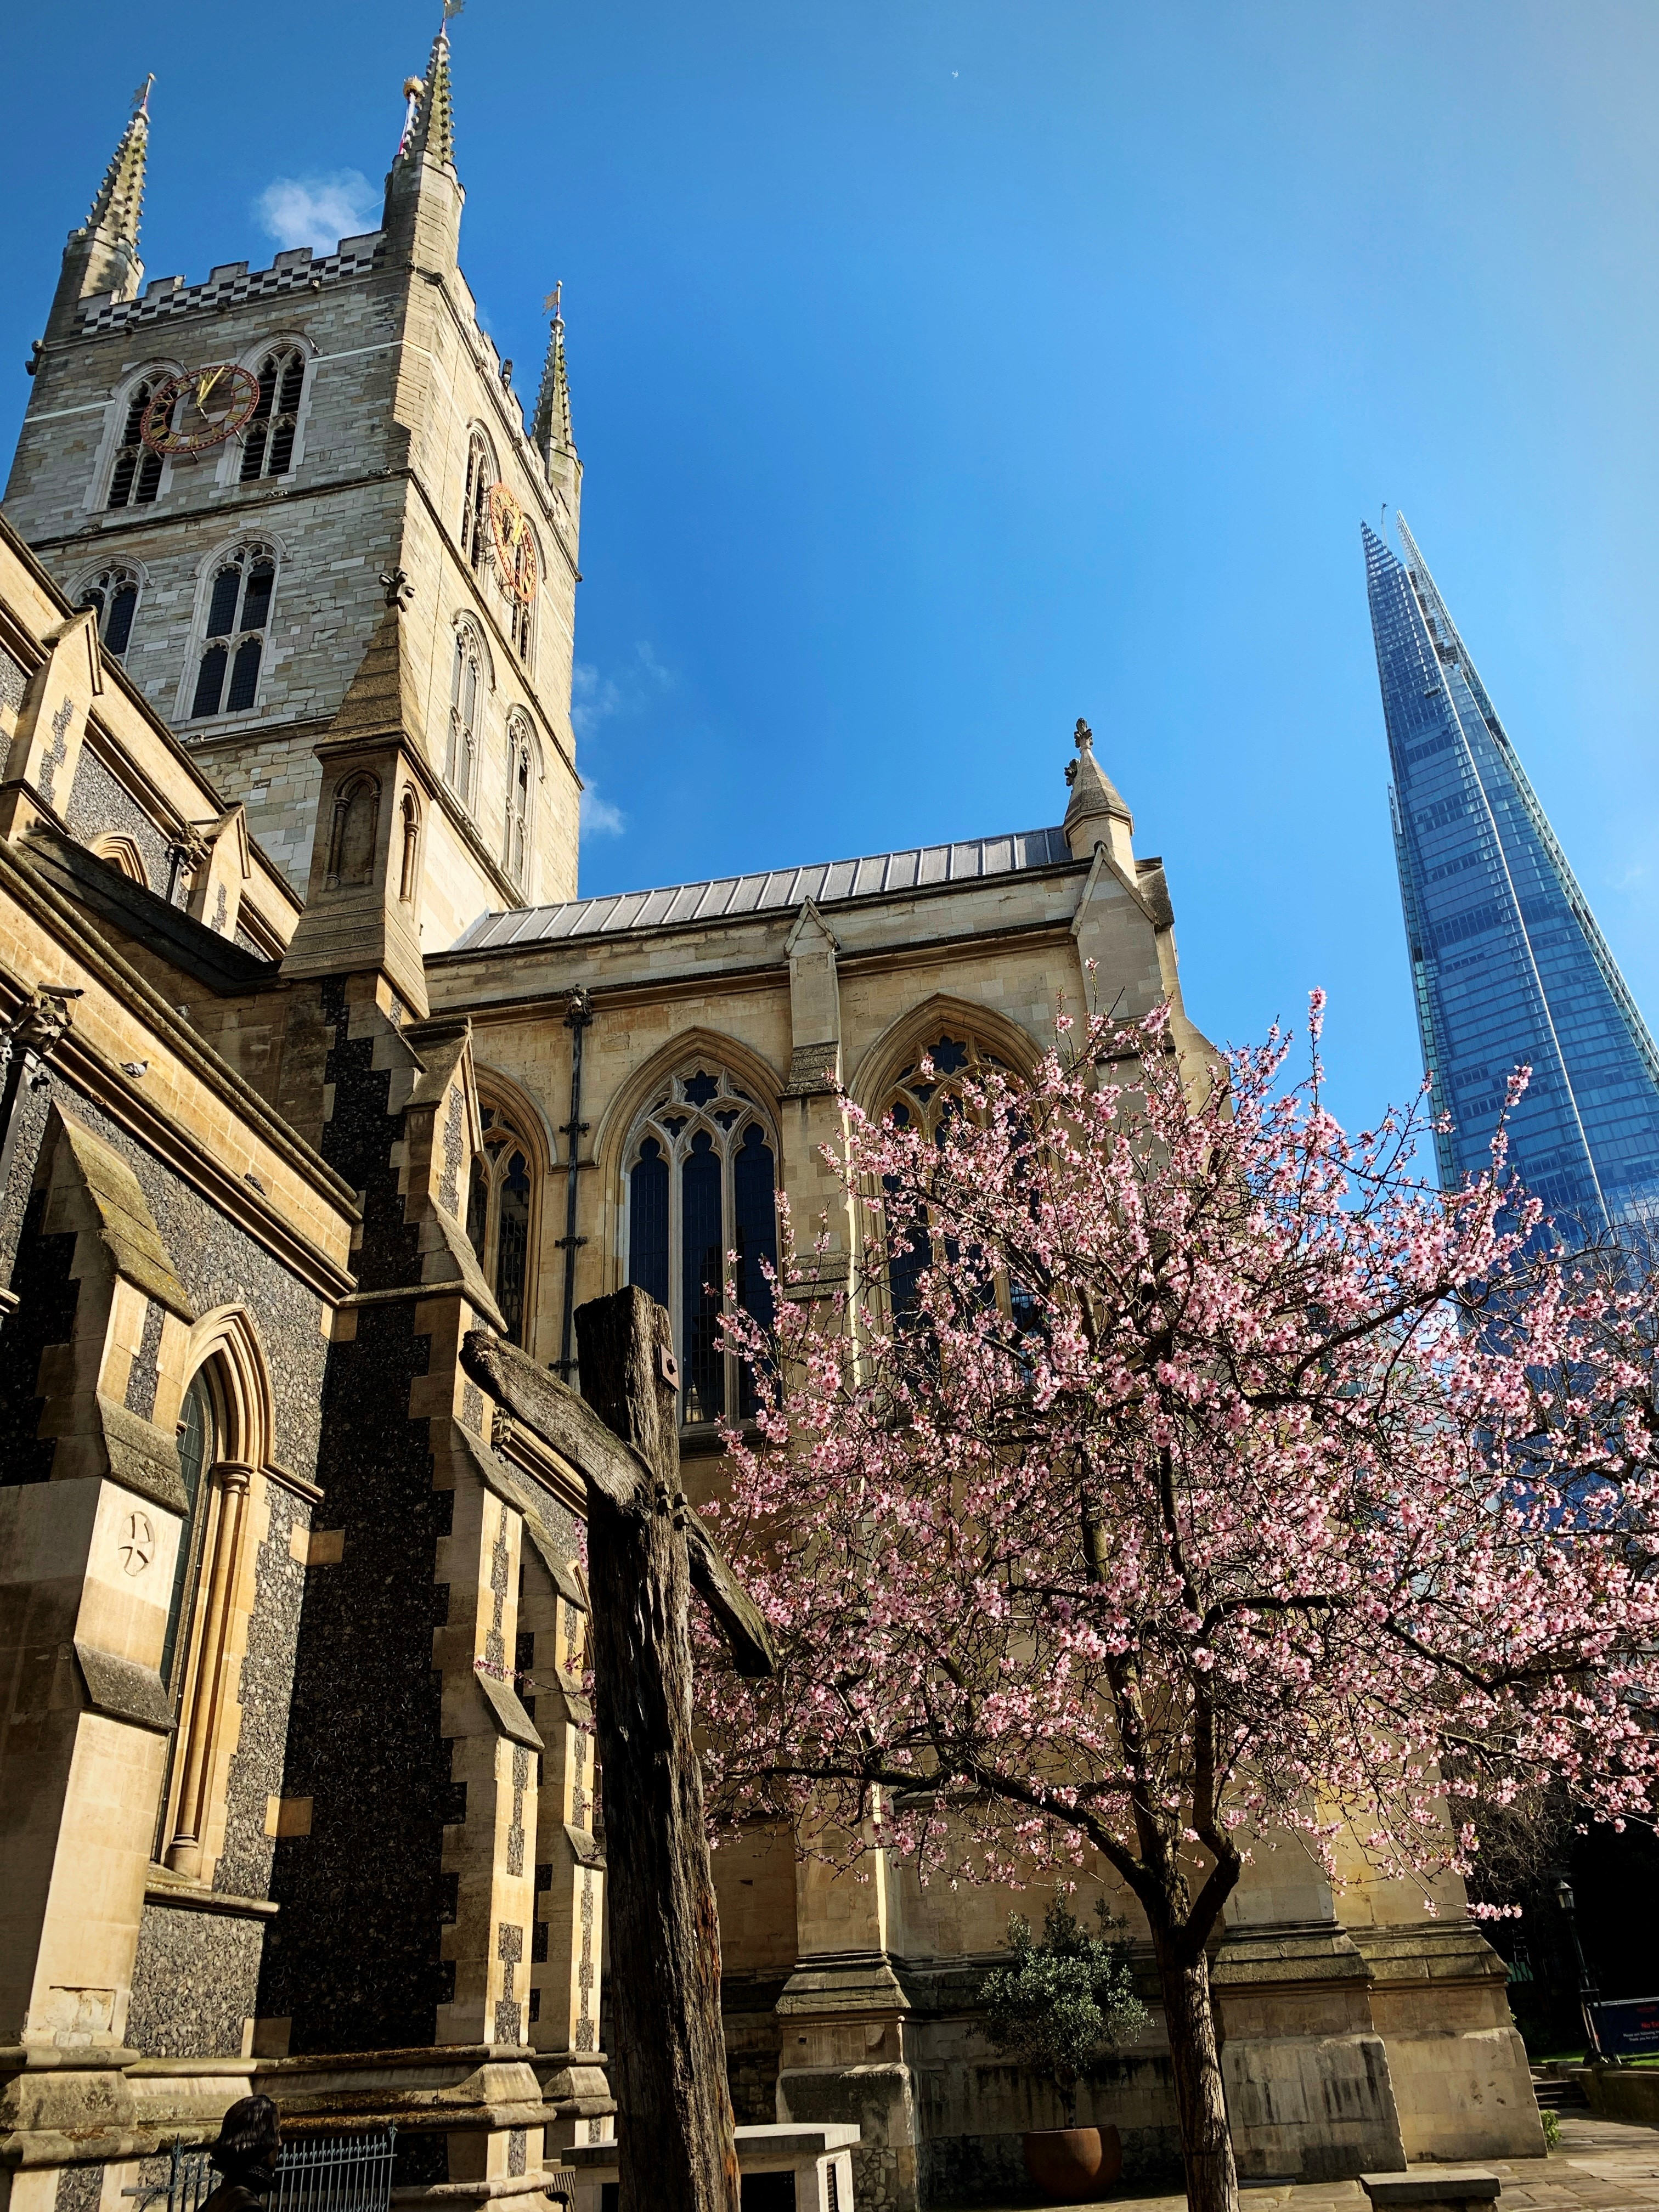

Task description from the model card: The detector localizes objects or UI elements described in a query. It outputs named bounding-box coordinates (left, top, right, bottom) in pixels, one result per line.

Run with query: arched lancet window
left=881, top=1031, right=1030, bottom=1333
left=158, top=1318, right=267, bottom=1886
left=398, top=788, right=422, bottom=902
left=504, top=715, right=535, bottom=890
left=625, top=1065, right=777, bottom=1425
left=76, top=567, right=140, bottom=658
left=160, top=1367, right=218, bottom=1708
left=108, top=379, right=165, bottom=510
left=467, top=1103, right=537, bottom=1346
left=447, top=622, right=483, bottom=807
left=189, top=544, right=276, bottom=720
left=507, top=533, right=537, bottom=667
left=461, top=432, right=493, bottom=573
left=240, top=347, right=307, bottom=481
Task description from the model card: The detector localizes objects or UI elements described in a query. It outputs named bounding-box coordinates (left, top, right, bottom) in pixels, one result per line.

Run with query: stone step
left=1531, top=2068, right=1590, bottom=2110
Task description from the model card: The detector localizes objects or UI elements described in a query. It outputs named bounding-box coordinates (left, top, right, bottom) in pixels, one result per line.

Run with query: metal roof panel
left=444, top=825, right=1073, bottom=954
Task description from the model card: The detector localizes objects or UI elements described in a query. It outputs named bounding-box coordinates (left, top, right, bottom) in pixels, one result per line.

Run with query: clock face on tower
left=486, top=481, right=539, bottom=603
left=140, top=365, right=262, bottom=456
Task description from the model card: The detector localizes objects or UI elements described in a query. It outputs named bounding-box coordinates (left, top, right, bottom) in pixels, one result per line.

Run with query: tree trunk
left=1153, top=1933, right=1239, bottom=2212
left=575, top=1287, right=741, bottom=2212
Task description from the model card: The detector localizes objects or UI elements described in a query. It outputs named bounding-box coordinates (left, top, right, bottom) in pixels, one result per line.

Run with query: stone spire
left=398, top=19, right=456, bottom=173
left=532, top=284, right=575, bottom=461
left=46, top=81, right=150, bottom=338
left=1063, top=716, right=1135, bottom=868
left=384, top=13, right=464, bottom=268
left=83, top=81, right=150, bottom=251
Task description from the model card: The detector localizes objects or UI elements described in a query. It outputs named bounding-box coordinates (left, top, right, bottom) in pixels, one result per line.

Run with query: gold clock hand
left=196, top=366, right=225, bottom=411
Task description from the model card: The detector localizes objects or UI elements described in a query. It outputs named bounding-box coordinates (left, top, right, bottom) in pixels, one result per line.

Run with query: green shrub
left=1541, top=2111, right=1561, bottom=2151
left=975, top=1896, right=1148, bottom=2124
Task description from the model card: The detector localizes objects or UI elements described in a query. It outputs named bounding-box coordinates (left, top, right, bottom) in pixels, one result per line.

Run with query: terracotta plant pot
left=1022, top=2124, right=1123, bottom=2203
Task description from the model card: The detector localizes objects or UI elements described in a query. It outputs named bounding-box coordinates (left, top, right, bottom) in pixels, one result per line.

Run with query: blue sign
left=1592, top=1997, right=1659, bottom=2059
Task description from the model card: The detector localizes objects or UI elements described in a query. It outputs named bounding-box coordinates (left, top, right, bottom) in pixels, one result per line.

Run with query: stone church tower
left=0, top=36, right=1544, bottom=2212
left=6, top=29, right=580, bottom=938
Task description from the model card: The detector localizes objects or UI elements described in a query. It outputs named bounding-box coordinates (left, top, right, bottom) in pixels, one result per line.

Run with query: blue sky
left=3, top=2, right=1657, bottom=1137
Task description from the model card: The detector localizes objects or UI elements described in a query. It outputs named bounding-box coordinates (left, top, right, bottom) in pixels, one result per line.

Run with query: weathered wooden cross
left=461, top=1286, right=775, bottom=2212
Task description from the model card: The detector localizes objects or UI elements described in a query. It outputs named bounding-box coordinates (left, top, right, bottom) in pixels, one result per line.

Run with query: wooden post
left=460, top=1293, right=769, bottom=2212
left=574, top=1286, right=740, bottom=2212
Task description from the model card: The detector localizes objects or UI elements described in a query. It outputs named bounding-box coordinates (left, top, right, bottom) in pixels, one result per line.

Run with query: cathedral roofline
left=445, top=826, right=1079, bottom=955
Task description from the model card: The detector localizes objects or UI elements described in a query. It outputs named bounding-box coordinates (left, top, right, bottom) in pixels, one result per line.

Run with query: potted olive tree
left=977, top=1897, right=1147, bottom=2204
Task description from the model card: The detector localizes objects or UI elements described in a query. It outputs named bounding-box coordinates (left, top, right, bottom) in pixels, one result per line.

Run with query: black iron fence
left=127, top=2129, right=397, bottom=2212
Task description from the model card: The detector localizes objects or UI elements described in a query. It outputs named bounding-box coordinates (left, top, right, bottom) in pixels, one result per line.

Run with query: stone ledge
left=1361, top=2169, right=1500, bottom=2209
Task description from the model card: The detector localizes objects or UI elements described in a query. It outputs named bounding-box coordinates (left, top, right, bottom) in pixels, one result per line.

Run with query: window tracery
left=188, top=544, right=276, bottom=720
left=881, top=1032, right=1021, bottom=1328
left=504, top=714, right=535, bottom=889
left=505, top=524, right=537, bottom=666
left=467, top=1104, right=536, bottom=1346
left=239, top=347, right=307, bottom=481
left=447, top=622, right=484, bottom=807
left=76, top=567, right=140, bottom=658
left=108, top=378, right=164, bottom=509
left=461, top=432, right=493, bottom=572
left=624, top=1066, right=777, bottom=1425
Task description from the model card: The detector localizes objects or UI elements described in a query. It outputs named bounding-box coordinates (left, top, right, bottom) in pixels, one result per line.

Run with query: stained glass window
left=882, top=1034, right=1017, bottom=1333
left=240, top=348, right=307, bottom=482
left=77, top=568, right=140, bottom=659
left=461, top=433, right=492, bottom=572
left=504, top=718, right=534, bottom=889
left=448, top=625, right=483, bottom=808
left=188, top=546, right=276, bottom=720
left=108, top=380, right=163, bottom=510
left=623, top=1067, right=777, bottom=1425
left=466, top=1104, right=538, bottom=1346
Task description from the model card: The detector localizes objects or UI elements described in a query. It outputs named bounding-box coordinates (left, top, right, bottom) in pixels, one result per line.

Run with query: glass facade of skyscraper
left=1363, top=515, right=1659, bottom=1229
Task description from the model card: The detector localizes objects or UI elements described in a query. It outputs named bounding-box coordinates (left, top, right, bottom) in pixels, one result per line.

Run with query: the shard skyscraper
left=1363, top=514, right=1659, bottom=1229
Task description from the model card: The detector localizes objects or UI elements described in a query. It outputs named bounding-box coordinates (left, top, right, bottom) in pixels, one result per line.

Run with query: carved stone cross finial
left=1075, top=716, right=1094, bottom=753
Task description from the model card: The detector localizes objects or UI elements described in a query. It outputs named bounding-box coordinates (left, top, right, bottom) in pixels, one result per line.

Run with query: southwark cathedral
left=0, top=34, right=1543, bottom=2212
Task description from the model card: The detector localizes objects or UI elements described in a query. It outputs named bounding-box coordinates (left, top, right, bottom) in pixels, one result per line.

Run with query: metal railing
left=127, top=2129, right=397, bottom=2212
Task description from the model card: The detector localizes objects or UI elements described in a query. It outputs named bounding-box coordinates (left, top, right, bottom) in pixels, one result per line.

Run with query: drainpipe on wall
left=554, top=985, right=594, bottom=1381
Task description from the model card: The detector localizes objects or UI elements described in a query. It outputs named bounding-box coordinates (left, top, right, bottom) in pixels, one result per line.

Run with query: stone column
left=162, top=1461, right=253, bottom=1879
left=776, top=1812, right=922, bottom=2212
left=780, top=898, right=856, bottom=1295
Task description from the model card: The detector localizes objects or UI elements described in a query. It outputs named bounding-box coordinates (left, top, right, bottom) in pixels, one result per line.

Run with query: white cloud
left=255, top=170, right=380, bottom=255
left=571, top=661, right=622, bottom=742
left=572, top=645, right=676, bottom=840
left=634, top=639, right=675, bottom=690
left=580, top=783, right=625, bottom=839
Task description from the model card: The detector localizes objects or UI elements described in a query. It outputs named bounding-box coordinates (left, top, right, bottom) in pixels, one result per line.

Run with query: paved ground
left=953, top=2110, right=1659, bottom=2211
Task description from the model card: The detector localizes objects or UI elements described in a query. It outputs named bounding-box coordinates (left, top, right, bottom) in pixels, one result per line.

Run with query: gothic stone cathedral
left=0, top=36, right=1541, bottom=2212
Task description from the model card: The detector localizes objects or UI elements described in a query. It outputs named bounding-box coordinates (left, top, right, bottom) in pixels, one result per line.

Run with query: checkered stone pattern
left=78, top=236, right=385, bottom=333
